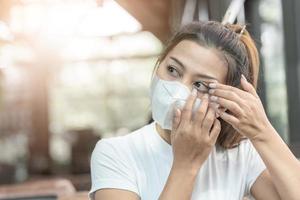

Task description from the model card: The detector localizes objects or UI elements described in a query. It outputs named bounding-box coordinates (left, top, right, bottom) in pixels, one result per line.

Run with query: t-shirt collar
left=148, top=122, right=173, bottom=160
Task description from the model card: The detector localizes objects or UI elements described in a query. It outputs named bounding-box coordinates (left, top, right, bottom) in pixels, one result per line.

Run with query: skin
left=95, top=40, right=300, bottom=200
left=209, top=77, right=300, bottom=200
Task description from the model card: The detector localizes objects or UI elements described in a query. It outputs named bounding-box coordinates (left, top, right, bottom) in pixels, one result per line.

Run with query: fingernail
left=208, top=89, right=215, bottom=94
left=210, top=95, right=218, bottom=102
left=203, top=93, right=209, bottom=99
left=192, top=88, right=197, bottom=96
left=209, top=83, right=217, bottom=88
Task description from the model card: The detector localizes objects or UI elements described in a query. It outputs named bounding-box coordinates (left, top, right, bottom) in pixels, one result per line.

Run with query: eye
left=193, top=81, right=209, bottom=93
left=166, top=65, right=180, bottom=78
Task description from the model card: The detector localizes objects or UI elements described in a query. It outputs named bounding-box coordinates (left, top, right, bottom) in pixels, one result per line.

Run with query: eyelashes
left=166, top=65, right=210, bottom=93
left=166, top=65, right=180, bottom=78
left=193, top=81, right=209, bottom=92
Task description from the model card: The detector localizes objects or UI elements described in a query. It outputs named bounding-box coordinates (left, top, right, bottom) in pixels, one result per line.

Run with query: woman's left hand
left=207, top=75, right=272, bottom=141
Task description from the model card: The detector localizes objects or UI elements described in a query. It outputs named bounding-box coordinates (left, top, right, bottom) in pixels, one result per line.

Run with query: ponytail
left=225, top=24, right=260, bottom=88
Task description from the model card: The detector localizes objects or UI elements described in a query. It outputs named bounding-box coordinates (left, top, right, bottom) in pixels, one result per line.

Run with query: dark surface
left=282, top=0, right=300, bottom=157
left=0, top=195, right=57, bottom=200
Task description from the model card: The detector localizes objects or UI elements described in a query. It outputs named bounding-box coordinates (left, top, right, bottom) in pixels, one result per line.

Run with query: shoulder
left=89, top=126, right=151, bottom=199
left=91, top=123, right=152, bottom=161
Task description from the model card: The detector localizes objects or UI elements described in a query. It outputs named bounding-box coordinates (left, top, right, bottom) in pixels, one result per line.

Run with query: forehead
left=165, top=40, right=228, bottom=82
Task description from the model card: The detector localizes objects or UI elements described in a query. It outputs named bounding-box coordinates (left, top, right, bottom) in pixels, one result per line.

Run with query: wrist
left=171, top=161, right=202, bottom=178
left=250, top=123, right=277, bottom=144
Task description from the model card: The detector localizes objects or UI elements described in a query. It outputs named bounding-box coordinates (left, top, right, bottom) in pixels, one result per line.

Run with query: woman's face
left=156, top=40, right=228, bottom=98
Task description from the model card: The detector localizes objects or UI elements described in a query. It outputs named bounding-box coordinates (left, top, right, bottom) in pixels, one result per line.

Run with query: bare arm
left=95, top=189, right=140, bottom=200
left=250, top=126, right=300, bottom=200
left=158, top=165, right=198, bottom=200
left=93, top=165, right=198, bottom=200
left=250, top=169, right=281, bottom=200
left=158, top=92, right=221, bottom=200
left=209, top=76, right=300, bottom=200
left=95, top=91, right=220, bottom=200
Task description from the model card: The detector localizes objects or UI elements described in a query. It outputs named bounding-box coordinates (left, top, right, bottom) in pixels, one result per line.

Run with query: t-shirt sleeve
left=245, top=142, right=267, bottom=199
left=89, top=139, right=139, bottom=200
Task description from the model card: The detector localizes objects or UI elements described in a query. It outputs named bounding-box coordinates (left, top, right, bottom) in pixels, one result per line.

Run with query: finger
left=172, top=108, right=181, bottom=131
left=208, top=88, right=246, bottom=106
left=209, top=119, right=221, bottom=143
left=208, top=82, right=247, bottom=97
left=209, top=102, right=220, bottom=117
left=181, top=88, right=198, bottom=123
left=201, top=107, right=216, bottom=133
left=194, top=93, right=209, bottom=126
left=210, top=96, right=244, bottom=117
left=218, top=110, right=239, bottom=126
left=241, top=75, right=258, bottom=97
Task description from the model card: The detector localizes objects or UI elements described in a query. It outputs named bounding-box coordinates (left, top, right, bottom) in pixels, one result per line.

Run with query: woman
left=89, top=21, right=300, bottom=200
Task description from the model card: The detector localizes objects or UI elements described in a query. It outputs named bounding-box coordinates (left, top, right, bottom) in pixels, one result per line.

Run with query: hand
left=208, top=75, right=272, bottom=141
left=171, top=89, right=221, bottom=172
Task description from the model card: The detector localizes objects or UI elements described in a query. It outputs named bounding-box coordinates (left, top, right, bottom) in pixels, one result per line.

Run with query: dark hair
left=153, top=21, right=260, bottom=149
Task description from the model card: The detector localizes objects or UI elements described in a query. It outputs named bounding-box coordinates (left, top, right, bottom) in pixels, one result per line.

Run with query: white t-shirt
left=89, top=122, right=266, bottom=200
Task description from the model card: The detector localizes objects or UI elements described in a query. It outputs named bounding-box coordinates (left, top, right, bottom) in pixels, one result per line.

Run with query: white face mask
left=150, top=75, right=201, bottom=130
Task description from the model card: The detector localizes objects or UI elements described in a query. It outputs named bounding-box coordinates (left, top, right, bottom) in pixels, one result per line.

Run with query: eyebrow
left=169, top=56, right=217, bottom=80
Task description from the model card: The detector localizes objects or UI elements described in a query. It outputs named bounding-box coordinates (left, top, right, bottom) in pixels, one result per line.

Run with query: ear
left=241, top=75, right=257, bottom=96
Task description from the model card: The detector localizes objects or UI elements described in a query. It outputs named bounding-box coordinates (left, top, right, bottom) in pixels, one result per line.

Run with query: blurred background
left=0, top=0, right=299, bottom=199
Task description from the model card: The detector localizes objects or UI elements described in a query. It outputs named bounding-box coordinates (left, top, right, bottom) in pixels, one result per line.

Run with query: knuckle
left=182, top=107, right=192, bottom=113
left=197, top=109, right=205, bottom=116
left=206, top=114, right=215, bottom=122
left=213, top=121, right=221, bottom=132
left=205, top=138, right=214, bottom=147
left=229, top=86, right=235, bottom=92
left=240, top=111, right=247, bottom=118
left=214, top=122, right=221, bottom=130
left=185, top=130, right=194, bottom=138
left=249, top=103, right=256, bottom=111
left=235, top=121, right=242, bottom=129
left=225, top=90, right=232, bottom=96
left=207, top=139, right=214, bottom=146
left=208, top=110, right=216, bottom=119
left=242, top=103, right=250, bottom=112
left=216, top=125, right=221, bottom=132
left=240, top=99, right=247, bottom=106
left=201, top=123, right=209, bottom=130
left=233, top=92, right=240, bottom=99
left=177, top=126, right=186, bottom=134
left=233, top=102, right=240, bottom=109
left=187, top=95, right=196, bottom=102
left=203, top=139, right=210, bottom=145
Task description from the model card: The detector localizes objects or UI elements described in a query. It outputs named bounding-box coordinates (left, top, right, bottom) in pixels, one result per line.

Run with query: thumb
left=241, top=74, right=257, bottom=96
left=209, top=119, right=221, bottom=144
left=171, top=108, right=181, bottom=145
left=172, top=108, right=181, bottom=131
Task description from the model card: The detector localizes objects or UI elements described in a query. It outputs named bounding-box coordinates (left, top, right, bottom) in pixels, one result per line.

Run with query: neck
left=155, top=123, right=172, bottom=145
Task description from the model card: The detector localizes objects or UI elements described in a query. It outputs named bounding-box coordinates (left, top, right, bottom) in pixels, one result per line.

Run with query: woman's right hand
left=171, top=88, right=221, bottom=173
